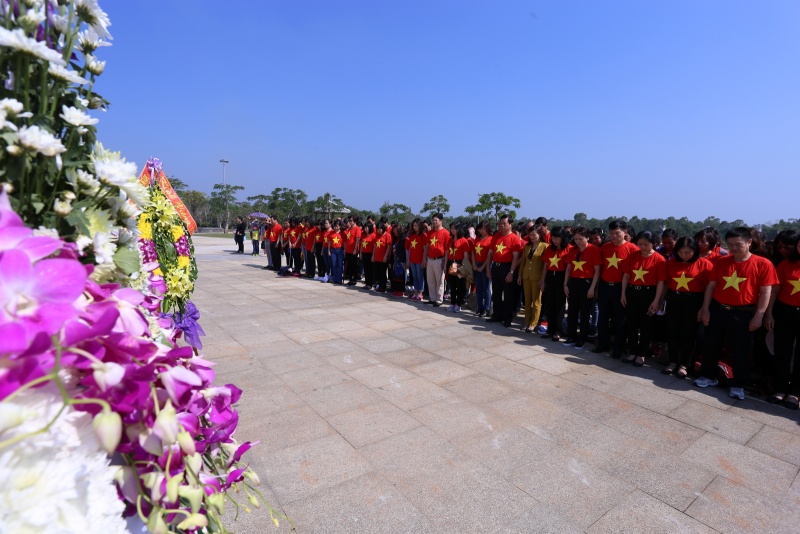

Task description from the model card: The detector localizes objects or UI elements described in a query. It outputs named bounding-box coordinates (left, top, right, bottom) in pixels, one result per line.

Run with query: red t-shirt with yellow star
left=711, top=254, right=778, bottom=306
left=451, top=237, right=470, bottom=261
left=565, top=244, right=601, bottom=279
left=473, top=236, right=493, bottom=264
left=304, top=226, right=318, bottom=249
left=542, top=245, right=572, bottom=272
left=329, top=230, right=343, bottom=249
left=314, top=228, right=325, bottom=246
left=287, top=226, right=301, bottom=247
left=361, top=232, right=376, bottom=254
left=426, top=229, right=450, bottom=258
left=490, top=232, right=523, bottom=263
left=621, top=251, right=666, bottom=287
left=344, top=226, right=361, bottom=254
left=405, top=234, right=425, bottom=264
left=269, top=223, right=282, bottom=243
left=373, top=232, right=392, bottom=262
left=664, top=257, right=713, bottom=293
left=600, top=241, right=640, bottom=283
left=776, top=259, right=800, bottom=307
left=282, top=227, right=290, bottom=244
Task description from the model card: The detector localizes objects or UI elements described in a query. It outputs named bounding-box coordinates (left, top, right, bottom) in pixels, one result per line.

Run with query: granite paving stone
left=587, top=489, right=716, bottom=533
left=669, top=399, right=764, bottom=444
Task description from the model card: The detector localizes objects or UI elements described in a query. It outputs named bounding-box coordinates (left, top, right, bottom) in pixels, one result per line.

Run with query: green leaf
left=113, top=246, right=140, bottom=275
left=66, top=200, right=94, bottom=234
left=32, top=202, right=44, bottom=213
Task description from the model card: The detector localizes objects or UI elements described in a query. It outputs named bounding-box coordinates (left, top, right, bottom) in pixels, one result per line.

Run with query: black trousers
left=772, top=300, right=800, bottom=394
left=566, top=278, right=593, bottom=342
left=305, top=246, right=316, bottom=278
left=490, top=263, right=516, bottom=324
left=346, top=253, right=359, bottom=282
left=542, top=270, right=566, bottom=336
left=701, top=300, right=754, bottom=388
left=449, top=269, right=466, bottom=306
left=234, top=235, right=244, bottom=253
left=373, top=261, right=387, bottom=291
left=270, top=242, right=282, bottom=269
left=626, top=285, right=657, bottom=356
left=314, top=244, right=325, bottom=276
left=291, top=248, right=302, bottom=271
left=666, top=291, right=703, bottom=367
left=597, top=281, right=626, bottom=354
left=362, top=253, right=374, bottom=287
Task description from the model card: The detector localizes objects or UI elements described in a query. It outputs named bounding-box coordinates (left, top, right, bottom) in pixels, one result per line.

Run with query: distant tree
left=182, top=189, right=210, bottom=226
left=574, top=212, right=588, bottom=226
left=421, top=195, right=450, bottom=217
left=379, top=202, right=413, bottom=222
left=168, top=176, right=189, bottom=196
left=265, top=188, right=308, bottom=220
left=210, top=183, right=244, bottom=232
left=310, top=192, right=348, bottom=219
left=468, top=192, right=521, bottom=222
left=246, top=194, right=270, bottom=213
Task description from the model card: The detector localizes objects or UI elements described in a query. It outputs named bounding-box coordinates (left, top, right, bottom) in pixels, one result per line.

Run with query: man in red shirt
left=344, top=216, right=362, bottom=286
left=595, top=220, right=640, bottom=357
left=486, top=215, right=523, bottom=327
left=263, top=216, right=282, bottom=271
left=695, top=227, right=779, bottom=400
left=423, top=213, right=450, bottom=306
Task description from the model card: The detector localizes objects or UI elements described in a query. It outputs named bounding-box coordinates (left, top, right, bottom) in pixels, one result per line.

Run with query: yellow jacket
left=518, top=241, right=547, bottom=281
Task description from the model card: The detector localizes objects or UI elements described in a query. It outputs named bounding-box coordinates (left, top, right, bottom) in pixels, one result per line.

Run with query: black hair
left=674, top=236, right=700, bottom=262
left=634, top=230, right=657, bottom=245
left=608, top=219, right=628, bottom=231
left=695, top=227, right=720, bottom=249
left=476, top=220, right=493, bottom=235
left=432, top=212, right=444, bottom=221
left=535, top=216, right=548, bottom=226
left=775, top=230, right=800, bottom=261
left=661, top=228, right=678, bottom=240
left=363, top=222, right=374, bottom=235
left=548, top=226, right=569, bottom=250
left=573, top=226, right=591, bottom=239
left=724, top=227, right=753, bottom=241
left=498, top=214, right=513, bottom=224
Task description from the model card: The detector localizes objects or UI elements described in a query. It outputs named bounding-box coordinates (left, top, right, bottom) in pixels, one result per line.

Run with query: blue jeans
left=474, top=269, right=491, bottom=313
left=331, top=248, right=344, bottom=283
left=323, top=252, right=333, bottom=277
left=410, top=262, right=425, bottom=292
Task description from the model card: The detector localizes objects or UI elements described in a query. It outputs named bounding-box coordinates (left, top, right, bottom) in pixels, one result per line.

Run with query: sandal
left=768, top=392, right=786, bottom=405
left=632, top=356, right=646, bottom=367
left=662, top=363, right=677, bottom=375
left=622, top=355, right=636, bottom=364
left=785, top=395, right=799, bottom=411
left=675, top=366, right=688, bottom=379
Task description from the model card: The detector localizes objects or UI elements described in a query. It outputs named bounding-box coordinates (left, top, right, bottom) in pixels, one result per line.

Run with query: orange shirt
left=269, top=223, right=282, bottom=243
left=621, top=251, right=666, bottom=287
left=361, top=233, right=376, bottom=254
left=566, top=244, right=601, bottom=279
left=473, top=236, right=493, bottom=264
left=405, top=234, right=425, bottom=264
left=426, top=229, right=450, bottom=258
left=776, top=260, right=800, bottom=307
left=665, top=257, right=714, bottom=293
left=711, top=254, right=778, bottom=306
left=542, top=245, right=572, bottom=272
left=600, top=241, right=640, bottom=283
left=490, top=232, right=523, bottom=263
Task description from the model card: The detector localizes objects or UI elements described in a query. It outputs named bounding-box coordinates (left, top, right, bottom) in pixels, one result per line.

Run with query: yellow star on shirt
left=606, top=253, right=621, bottom=269
left=270, top=231, right=275, bottom=238
left=303, top=231, right=309, bottom=239
left=673, top=272, right=694, bottom=291
left=549, top=256, right=561, bottom=268
left=430, top=236, right=438, bottom=246
left=722, top=270, right=747, bottom=291
left=410, top=239, right=418, bottom=248
left=495, top=242, right=507, bottom=255
left=332, top=236, right=341, bottom=245
left=449, top=247, right=455, bottom=256
left=316, top=234, right=323, bottom=241
left=345, top=231, right=351, bottom=239
left=572, top=260, right=586, bottom=272
left=632, top=267, right=649, bottom=282
left=790, top=279, right=800, bottom=295
left=290, top=230, right=296, bottom=237
left=375, top=240, right=384, bottom=248
left=474, top=244, right=483, bottom=256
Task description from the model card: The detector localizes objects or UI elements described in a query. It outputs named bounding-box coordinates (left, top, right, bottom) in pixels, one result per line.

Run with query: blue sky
left=96, top=1, right=800, bottom=224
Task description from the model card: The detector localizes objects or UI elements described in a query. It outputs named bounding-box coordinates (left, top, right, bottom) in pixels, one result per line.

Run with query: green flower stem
left=1, top=372, right=58, bottom=402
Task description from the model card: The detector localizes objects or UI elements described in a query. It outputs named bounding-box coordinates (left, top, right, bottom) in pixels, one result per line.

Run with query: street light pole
left=219, top=159, right=229, bottom=187
left=219, top=159, right=229, bottom=231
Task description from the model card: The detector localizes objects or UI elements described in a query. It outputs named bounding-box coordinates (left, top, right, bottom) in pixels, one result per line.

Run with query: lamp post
left=219, top=159, right=229, bottom=231
left=219, top=158, right=228, bottom=187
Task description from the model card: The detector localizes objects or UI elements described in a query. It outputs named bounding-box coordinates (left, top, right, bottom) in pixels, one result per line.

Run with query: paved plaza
left=192, top=237, right=800, bottom=533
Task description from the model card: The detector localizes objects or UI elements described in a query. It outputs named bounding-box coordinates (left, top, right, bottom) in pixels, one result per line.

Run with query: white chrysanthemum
left=48, top=64, right=89, bottom=85
left=0, top=98, right=24, bottom=115
left=75, top=234, right=93, bottom=254
left=54, top=197, right=73, bottom=216
left=120, top=181, right=151, bottom=209
left=16, top=125, right=67, bottom=157
left=19, top=8, right=46, bottom=29
left=78, top=27, right=112, bottom=54
left=75, top=0, right=112, bottom=40
left=0, top=386, right=129, bottom=534
left=60, top=105, right=99, bottom=133
left=93, top=231, right=116, bottom=264
left=0, top=27, right=66, bottom=66
left=33, top=226, right=60, bottom=238
left=85, top=55, right=106, bottom=76
left=94, top=159, right=138, bottom=188
left=0, top=110, right=17, bottom=132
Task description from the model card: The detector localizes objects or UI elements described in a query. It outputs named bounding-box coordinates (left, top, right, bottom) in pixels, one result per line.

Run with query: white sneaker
left=729, top=387, right=745, bottom=400
left=320, top=276, right=328, bottom=283
left=447, top=305, right=455, bottom=312
left=694, top=377, right=719, bottom=388
left=454, top=306, right=461, bottom=313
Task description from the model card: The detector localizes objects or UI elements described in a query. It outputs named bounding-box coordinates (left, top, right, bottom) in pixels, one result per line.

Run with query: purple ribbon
left=145, top=158, right=163, bottom=185
left=173, top=301, right=206, bottom=350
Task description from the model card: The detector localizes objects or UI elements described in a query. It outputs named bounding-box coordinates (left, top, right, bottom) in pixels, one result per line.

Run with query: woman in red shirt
left=471, top=221, right=494, bottom=317
left=405, top=218, right=426, bottom=301
left=620, top=231, right=666, bottom=366
left=765, top=232, right=800, bottom=409
left=540, top=227, right=572, bottom=341
left=372, top=222, right=392, bottom=292
left=563, top=227, right=601, bottom=348
left=663, top=237, right=713, bottom=377
left=447, top=223, right=471, bottom=313
left=359, top=222, right=376, bottom=289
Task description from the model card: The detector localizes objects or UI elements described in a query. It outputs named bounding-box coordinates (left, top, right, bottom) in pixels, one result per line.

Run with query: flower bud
left=178, top=485, right=204, bottom=514
left=185, top=452, right=202, bottom=475
left=244, top=469, right=261, bottom=486
left=147, top=510, right=168, bottom=534
left=248, top=492, right=260, bottom=509
left=53, top=198, right=72, bottom=216
left=5, top=145, right=21, bottom=156
left=166, top=473, right=183, bottom=504
left=92, top=409, right=122, bottom=453
left=177, top=429, right=196, bottom=455
left=153, top=400, right=178, bottom=445
left=206, top=492, right=224, bottom=515
left=177, top=513, right=208, bottom=530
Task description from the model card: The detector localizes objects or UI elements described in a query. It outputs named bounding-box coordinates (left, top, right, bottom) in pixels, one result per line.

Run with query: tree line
left=169, top=179, right=798, bottom=239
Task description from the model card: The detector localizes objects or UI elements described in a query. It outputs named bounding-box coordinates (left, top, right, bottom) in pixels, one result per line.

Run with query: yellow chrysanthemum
left=177, top=255, right=190, bottom=270
left=137, top=217, right=153, bottom=240
left=165, top=268, right=193, bottom=297
left=171, top=225, right=184, bottom=242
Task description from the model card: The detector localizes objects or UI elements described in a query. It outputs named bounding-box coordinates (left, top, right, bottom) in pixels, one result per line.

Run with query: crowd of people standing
left=241, top=212, right=800, bottom=410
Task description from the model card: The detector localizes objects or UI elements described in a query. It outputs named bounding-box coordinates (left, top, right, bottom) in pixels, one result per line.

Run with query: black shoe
left=503, top=321, right=512, bottom=328
left=432, top=302, right=441, bottom=307
left=486, top=316, right=503, bottom=323
left=611, top=351, right=622, bottom=359
left=575, top=341, right=585, bottom=349
left=591, top=346, right=609, bottom=354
